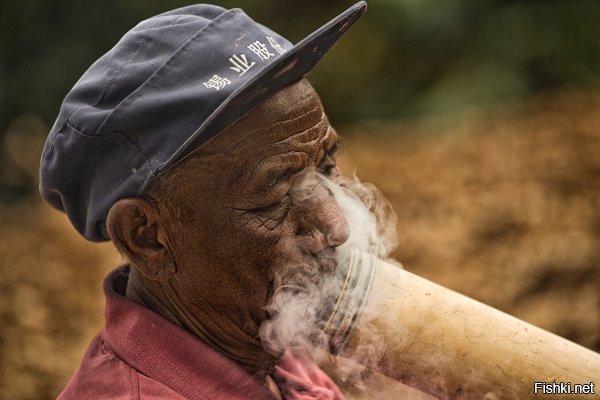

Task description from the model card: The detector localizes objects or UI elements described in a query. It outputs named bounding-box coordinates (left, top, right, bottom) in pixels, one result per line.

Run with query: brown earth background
left=0, top=89, right=599, bottom=399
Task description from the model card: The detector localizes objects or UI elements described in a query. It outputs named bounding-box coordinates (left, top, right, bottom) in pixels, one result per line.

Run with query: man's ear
left=106, top=198, right=176, bottom=281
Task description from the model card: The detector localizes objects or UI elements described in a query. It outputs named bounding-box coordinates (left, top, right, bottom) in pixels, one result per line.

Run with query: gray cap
left=39, top=2, right=367, bottom=242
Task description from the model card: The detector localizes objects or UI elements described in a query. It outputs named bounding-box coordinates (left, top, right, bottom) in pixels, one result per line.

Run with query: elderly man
left=40, top=2, right=366, bottom=399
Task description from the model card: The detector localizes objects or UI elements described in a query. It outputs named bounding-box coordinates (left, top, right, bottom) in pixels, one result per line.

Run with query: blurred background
left=1, top=0, right=599, bottom=398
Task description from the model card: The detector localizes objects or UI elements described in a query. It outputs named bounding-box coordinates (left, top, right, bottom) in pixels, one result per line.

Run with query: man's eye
left=321, top=165, right=334, bottom=176
left=252, top=194, right=291, bottom=222
left=318, top=156, right=337, bottom=176
left=265, top=172, right=280, bottom=190
left=251, top=182, right=290, bottom=211
left=266, top=166, right=302, bottom=190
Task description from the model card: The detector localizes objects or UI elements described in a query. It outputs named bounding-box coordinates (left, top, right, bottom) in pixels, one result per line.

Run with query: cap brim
left=160, top=1, right=367, bottom=173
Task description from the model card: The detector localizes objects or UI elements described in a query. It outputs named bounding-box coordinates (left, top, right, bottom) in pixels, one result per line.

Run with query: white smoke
left=326, top=172, right=399, bottom=262
left=258, top=168, right=400, bottom=381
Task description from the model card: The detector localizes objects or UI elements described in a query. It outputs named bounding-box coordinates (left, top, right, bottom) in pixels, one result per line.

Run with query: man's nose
left=300, top=186, right=350, bottom=252
left=318, top=197, right=350, bottom=247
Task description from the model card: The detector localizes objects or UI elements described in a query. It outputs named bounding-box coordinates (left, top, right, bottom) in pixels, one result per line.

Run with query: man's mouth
left=273, top=246, right=339, bottom=291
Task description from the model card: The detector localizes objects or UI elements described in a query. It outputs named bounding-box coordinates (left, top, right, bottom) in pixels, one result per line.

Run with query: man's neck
left=125, top=268, right=182, bottom=324
left=124, top=266, right=274, bottom=378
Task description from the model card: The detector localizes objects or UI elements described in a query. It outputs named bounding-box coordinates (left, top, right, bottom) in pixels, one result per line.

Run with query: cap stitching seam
left=113, top=130, right=156, bottom=177
left=64, top=119, right=98, bottom=137
left=95, top=35, right=150, bottom=109
left=63, top=120, right=154, bottom=176
left=64, top=35, right=150, bottom=136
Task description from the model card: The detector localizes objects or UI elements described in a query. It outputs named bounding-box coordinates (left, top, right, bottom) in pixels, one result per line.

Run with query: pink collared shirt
left=57, top=266, right=275, bottom=400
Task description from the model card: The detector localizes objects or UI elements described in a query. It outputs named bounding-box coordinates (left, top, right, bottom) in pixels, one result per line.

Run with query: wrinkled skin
left=106, top=79, right=349, bottom=378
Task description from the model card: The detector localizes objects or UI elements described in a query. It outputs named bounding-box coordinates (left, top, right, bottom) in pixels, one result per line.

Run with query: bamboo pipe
left=324, top=249, right=600, bottom=400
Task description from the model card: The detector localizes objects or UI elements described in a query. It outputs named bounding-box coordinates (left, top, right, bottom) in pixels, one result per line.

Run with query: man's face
left=151, top=79, right=349, bottom=353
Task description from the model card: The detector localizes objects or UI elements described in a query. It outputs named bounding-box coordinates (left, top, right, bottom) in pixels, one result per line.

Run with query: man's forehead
left=254, top=80, right=330, bottom=146
left=180, top=79, right=333, bottom=178
left=259, top=79, right=322, bottom=119
left=206, top=79, right=329, bottom=150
